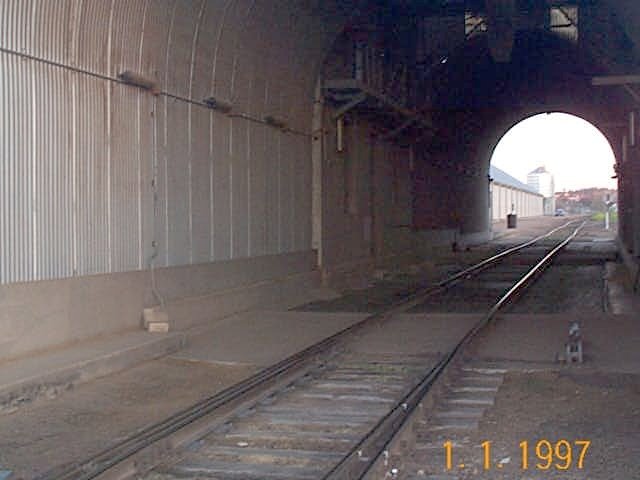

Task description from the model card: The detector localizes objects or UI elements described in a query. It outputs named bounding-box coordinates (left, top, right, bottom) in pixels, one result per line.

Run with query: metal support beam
left=556, top=6, right=577, bottom=28
left=591, top=75, right=640, bottom=104
left=624, top=85, right=640, bottom=104
left=591, top=75, right=640, bottom=86
left=485, top=0, right=516, bottom=63
left=377, top=117, right=417, bottom=141
left=600, top=121, right=628, bottom=129
left=324, top=78, right=434, bottom=130
left=591, top=76, right=640, bottom=104
left=331, top=92, right=367, bottom=119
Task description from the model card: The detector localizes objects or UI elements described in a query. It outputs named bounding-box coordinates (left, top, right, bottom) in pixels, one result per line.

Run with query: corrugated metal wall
left=0, top=0, right=343, bottom=284
left=491, top=183, right=544, bottom=220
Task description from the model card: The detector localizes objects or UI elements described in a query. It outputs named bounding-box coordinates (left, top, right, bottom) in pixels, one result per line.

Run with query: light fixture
left=117, top=70, right=158, bottom=93
left=203, top=96, right=233, bottom=113
left=264, top=115, right=287, bottom=130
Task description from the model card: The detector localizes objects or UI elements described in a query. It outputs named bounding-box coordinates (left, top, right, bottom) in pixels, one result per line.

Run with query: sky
left=490, top=112, right=617, bottom=192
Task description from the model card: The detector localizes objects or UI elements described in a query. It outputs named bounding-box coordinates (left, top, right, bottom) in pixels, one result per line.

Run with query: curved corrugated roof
left=0, top=0, right=359, bottom=283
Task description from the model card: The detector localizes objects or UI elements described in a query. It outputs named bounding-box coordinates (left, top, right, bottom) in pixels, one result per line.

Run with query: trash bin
left=507, top=213, right=517, bottom=229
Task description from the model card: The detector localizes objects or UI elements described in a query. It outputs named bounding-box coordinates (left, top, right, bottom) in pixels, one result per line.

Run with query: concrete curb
left=0, top=331, right=185, bottom=414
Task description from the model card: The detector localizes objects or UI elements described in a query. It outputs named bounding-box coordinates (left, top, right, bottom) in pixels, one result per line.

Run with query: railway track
left=40, top=220, right=586, bottom=480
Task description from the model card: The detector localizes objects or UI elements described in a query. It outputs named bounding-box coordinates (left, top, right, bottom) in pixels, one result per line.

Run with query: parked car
left=555, top=208, right=566, bottom=216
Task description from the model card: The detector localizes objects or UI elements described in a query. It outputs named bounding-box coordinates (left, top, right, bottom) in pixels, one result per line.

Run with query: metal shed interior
left=1, top=0, right=640, bottom=361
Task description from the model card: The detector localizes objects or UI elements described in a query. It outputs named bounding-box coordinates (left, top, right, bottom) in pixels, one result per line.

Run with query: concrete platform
left=0, top=308, right=635, bottom=478
left=349, top=314, right=482, bottom=356
left=0, top=331, right=185, bottom=413
left=473, top=313, right=640, bottom=373
left=0, top=310, right=480, bottom=419
left=0, top=308, right=364, bottom=416
left=0, top=310, right=370, bottom=478
left=0, top=282, right=341, bottom=414
left=172, top=311, right=368, bottom=367
left=490, top=215, right=576, bottom=242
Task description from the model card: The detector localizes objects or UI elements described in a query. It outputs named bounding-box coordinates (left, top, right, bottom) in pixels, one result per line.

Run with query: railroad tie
left=396, top=364, right=506, bottom=479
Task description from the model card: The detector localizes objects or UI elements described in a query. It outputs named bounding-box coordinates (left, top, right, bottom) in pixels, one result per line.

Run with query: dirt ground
left=298, top=219, right=608, bottom=317
left=452, top=369, right=640, bottom=480
left=398, top=221, right=636, bottom=480
left=0, top=358, right=256, bottom=479
left=507, top=265, right=605, bottom=313
left=295, top=249, right=503, bottom=314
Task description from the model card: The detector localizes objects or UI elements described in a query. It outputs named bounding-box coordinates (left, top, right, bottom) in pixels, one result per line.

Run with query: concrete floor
left=0, top=311, right=484, bottom=478
left=0, top=215, right=637, bottom=479
left=442, top=368, right=640, bottom=480
left=0, top=357, right=255, bottom=478
left=471, top=313, right=640, bottom=373
left=0, top=311, right=367, bottom=478
left=171, top=311, right=368, bottom=367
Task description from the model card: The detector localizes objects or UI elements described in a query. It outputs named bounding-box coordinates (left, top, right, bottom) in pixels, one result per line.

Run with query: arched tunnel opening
left=489, top=112, right=617, bottom=223
left=0, top=2, right=639, bottom=478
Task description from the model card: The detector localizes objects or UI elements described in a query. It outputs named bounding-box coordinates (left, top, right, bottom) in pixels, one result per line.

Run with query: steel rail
left=392, top=218, right=581, bottom=306
left=432, top=219, right=580, bottom=289
left=322, top=221, right=587, bottom=479
left=40, top=220, right=581, bottom=480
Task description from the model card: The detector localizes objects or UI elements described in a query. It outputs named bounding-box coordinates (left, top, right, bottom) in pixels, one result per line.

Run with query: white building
left=490, top=166, right=544, bottom=221
left=527, top=166, right=556, bottom=215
